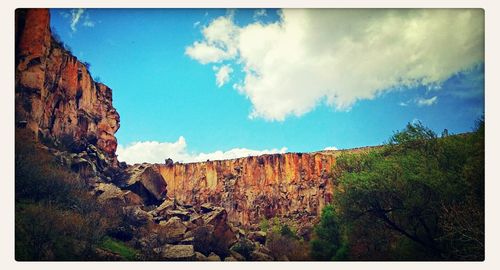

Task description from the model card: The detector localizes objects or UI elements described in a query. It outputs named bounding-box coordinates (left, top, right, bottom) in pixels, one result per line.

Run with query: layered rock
left=15, top=9, right=120, bottom=166
left=156, top=152, right=338, bottom=227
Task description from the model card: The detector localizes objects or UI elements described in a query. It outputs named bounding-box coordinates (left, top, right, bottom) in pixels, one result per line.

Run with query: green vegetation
left=263, top=218, right=310, bottom=260
left=15, top=129, right=125, bottom=260
left=99, top=236, right=138, bottom=260
left=231, top=238, right=255, bottom=260
left=310, top=119, right=484, bottom=260
left=310, top=205, right=347, bottom=260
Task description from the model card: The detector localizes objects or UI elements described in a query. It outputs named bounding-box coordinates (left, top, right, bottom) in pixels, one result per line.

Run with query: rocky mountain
left=15, top=9, right=120, bottom=167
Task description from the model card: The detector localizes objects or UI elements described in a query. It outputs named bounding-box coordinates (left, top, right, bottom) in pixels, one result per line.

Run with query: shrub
left=231, top=238, right=254, bottom=260
left=310, top=205, right=347, bottom=260
left=15, top=128, right=125, bottom=260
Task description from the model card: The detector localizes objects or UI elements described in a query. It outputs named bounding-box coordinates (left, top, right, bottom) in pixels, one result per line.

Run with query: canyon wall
left=15, top=9, right=120, bottom=165
left=155, top=152, right=338, bottom=227
left=15, top=8, right=369, bottom=229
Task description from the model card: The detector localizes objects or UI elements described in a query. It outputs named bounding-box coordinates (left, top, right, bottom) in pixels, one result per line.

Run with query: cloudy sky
left=50, top=8, right=484, bottom=164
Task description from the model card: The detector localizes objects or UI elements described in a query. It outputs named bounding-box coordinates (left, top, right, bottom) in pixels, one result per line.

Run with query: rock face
left=15, top=9, right=120, bottom=166
left=156, top=152, right=337, bottom=226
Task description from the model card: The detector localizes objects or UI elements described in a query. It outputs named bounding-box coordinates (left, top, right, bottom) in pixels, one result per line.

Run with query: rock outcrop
left=15, top=9, right=120, bottom=167
left=155, top=152, right=338, bottom=227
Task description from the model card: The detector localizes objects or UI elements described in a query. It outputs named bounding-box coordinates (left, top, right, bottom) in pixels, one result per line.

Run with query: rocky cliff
left=155, top=152, right=338, bottom=227
left=15, top=9, right=120, bottom=166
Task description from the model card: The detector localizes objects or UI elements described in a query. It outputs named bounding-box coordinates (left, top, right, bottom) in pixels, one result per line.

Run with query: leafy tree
left=310, top=205, right=347, bottom=260
left=328, top=120, right=484, bottom=260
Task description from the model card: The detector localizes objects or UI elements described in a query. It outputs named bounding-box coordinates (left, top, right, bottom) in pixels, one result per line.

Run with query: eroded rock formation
left=15, top=9, right=120, bottom=166
left=155, top=152, right=337, bottom=227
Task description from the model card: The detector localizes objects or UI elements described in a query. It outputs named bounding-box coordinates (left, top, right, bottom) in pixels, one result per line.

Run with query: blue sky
left=49, top=9, right=484, bottom=164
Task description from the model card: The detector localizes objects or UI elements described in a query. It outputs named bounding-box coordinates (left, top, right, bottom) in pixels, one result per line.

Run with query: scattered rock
left=161, top=245, right=195, bottom=261
left=250, top=250, right=273, bottom=261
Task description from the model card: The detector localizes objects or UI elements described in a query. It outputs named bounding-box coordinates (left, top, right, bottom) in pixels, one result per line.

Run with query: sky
left=49, top=8, right=485, bottom=164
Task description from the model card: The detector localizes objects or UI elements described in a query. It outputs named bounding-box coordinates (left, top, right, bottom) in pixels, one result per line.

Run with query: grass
left=99, top=236, right=138, bottom=260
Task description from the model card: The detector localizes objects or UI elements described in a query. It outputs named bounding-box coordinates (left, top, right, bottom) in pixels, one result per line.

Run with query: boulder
left=256, top=245, right=271, bottom=255
left=200, top=202, right=215, bottom=213
left=125, top=164, right=167, bottom=204
left=123, top=205, right=153, bottom=225
left=189, top=213, right=204, bottom=226
left=70, top=157, right=97, bottom=178
left=224, top=256, right=238, bottom=261
left=123, top=190, right=144, bottom=205
left=230, top=250, right=246, bottom=261
left=203, top=208, right=237, bottom=246
left=250, top=251, right=273, bottom=261
left=248, top=231, right=267, bottom=244
left=207, top=252, right=221, bottom=261
left=161, top=245, right=195, bottom=261
left=159, top=217, right=187, bottom=244
left=155, top=198, right=175, bottom=213
left=194, top=251, right=208, bottom=261
left=164, top=209, right=191, bottom=221
left=179, top=237, right=194, bottom=245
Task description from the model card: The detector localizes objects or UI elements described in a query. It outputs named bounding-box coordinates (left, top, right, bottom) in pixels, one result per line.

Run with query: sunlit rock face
left=15, top=9, right=120, bottom=164
left=156, top=152, right=338, bottom=227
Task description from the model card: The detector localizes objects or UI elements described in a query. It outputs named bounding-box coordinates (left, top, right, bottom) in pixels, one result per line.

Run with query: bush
left=310, top=205, right=347, bottom=260
left=231, top=238, right=254, bottom=260
left=15, top=128, right=124, bottom=260
left=262, top=219, right=310, bottom=260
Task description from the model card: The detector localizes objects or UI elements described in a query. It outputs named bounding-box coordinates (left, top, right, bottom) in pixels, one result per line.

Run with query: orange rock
left=15, top=9, right=120, bottom=164
left=156, top=152, right=336, bottom=226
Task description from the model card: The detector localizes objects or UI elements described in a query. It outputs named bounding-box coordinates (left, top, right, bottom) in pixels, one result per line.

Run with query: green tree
left=310, top=205, right=347, bottom=260
left=331, top=120, right=484, bottom=260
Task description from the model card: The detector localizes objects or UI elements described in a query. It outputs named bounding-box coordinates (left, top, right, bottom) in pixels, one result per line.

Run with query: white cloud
left=214, top=65, right=233, bottom=87
left=193, top=21, right=201, bottom=28
left=70, top=8, right=85, bottom=32
left=69, top=9, right=95, bottom=31
left=416, top=96, right=438, bottom=107
left=399, top=101, right=409, bottom=107
left=82, top=14, right=95, bottom=27
left=254, top=9, right=267, bottom=19
left=185, top=41, right=233, bottom=64
left=186, top=9, right=484, bottom=121
left=323, top=146, right=338, bottom=151
left=185, top=16, right=239, bottom=64
left=116, top=136, right=288, bottom=164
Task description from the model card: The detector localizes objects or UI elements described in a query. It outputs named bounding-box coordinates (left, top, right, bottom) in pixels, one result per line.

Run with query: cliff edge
left=15, top=9, right=120, bottom=167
